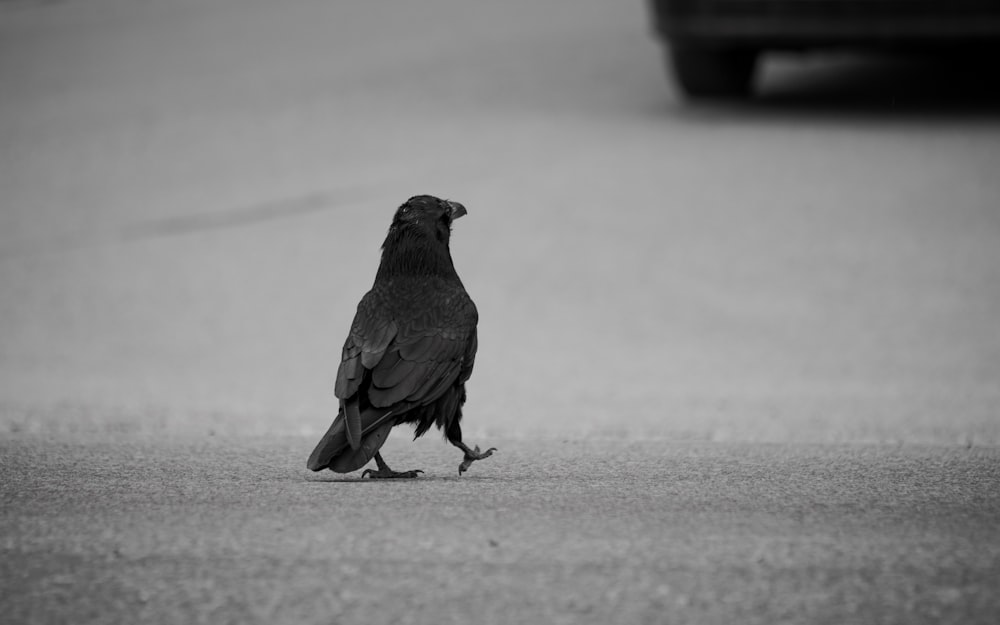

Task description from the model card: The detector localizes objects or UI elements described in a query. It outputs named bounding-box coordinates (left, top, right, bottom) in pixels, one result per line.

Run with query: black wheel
left=669, top=45, right=758, bottom=99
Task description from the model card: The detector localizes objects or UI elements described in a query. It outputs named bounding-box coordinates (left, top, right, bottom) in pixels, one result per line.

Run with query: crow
left=306, top=195, right=495, bottom=478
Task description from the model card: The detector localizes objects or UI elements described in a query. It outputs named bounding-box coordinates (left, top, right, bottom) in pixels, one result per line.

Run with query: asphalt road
left=2, top=0, right=1000, bottom=622
left=3, top=435, right=999, bottom=625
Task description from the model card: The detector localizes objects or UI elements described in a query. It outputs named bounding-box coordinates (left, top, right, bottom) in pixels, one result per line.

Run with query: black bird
left=307, top=195, right=495, bottom=478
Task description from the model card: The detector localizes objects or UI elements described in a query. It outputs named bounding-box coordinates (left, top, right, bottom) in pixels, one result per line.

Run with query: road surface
left=3, top=435, right=999, bottom=624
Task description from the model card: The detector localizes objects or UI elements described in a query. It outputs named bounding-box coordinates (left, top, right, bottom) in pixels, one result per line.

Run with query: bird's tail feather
left=306, top=406, right=397, bottom=472
left=331, top=421, right=393, bottom=472
left=306, top=412, right=346, bottom=471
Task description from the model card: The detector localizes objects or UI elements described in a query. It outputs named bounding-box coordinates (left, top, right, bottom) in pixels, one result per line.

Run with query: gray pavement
left=3, top=0, right=1000, bottom=622
left=2, top=0, right=998, bottom=444
left=3, top=435, right=999, bottom=625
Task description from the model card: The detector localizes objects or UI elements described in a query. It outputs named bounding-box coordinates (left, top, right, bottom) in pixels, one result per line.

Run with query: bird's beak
left=446, top=201, right=467, bottom=220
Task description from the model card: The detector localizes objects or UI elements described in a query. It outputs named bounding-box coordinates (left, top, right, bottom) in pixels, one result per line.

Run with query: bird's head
left=378, top=195, right=468, bottom=279
left=389, top=195, right=467, bottom=245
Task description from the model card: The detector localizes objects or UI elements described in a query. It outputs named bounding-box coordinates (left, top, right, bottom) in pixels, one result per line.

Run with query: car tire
left=669, top=45, right=758, bottom=98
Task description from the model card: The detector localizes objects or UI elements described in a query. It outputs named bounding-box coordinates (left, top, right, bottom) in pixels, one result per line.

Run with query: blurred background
left=1, top=0, right=998, bottom=444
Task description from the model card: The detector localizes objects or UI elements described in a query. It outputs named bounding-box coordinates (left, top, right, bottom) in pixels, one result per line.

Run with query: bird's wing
left=336, top=285, right=477, bottom=410
left=335, top=291, right=398, bottom=401
left=458, top=326, right=477, bottom=385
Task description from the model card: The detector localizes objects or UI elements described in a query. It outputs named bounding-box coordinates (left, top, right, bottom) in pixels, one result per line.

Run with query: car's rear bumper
left=649, top=0, right=1000, bottom=49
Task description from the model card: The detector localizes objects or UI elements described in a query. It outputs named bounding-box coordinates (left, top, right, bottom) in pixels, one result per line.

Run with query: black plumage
left=306, top=195, right=494, bottom=478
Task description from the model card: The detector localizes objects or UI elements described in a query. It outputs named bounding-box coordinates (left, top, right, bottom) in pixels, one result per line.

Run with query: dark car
left=648, top=0, right=1000, bottom=98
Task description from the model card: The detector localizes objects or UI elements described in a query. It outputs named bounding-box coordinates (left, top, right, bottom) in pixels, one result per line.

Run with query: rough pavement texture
left=3, top=435, right=999, bottom=625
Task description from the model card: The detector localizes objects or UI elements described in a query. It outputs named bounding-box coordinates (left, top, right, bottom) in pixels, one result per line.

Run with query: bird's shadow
left=303, top=473, right=503, bottom=484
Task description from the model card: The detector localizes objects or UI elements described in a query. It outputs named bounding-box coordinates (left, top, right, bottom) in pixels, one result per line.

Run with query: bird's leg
left=452, top=440, right=497, bottom=475
left=361, top=452, right=423, bottom=479
left=446, top=419, right=496, bottom=475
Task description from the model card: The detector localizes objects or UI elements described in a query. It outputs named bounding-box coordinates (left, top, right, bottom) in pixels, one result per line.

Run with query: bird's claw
left=458, top=445, right=497, bottom=475
left=361, top=468, right=423, bottom=479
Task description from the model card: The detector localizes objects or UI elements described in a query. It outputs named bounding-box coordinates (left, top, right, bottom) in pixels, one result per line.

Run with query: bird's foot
left=361, top=468, right=423, bottom=479
left=458, top=445, right=497, bottom=475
